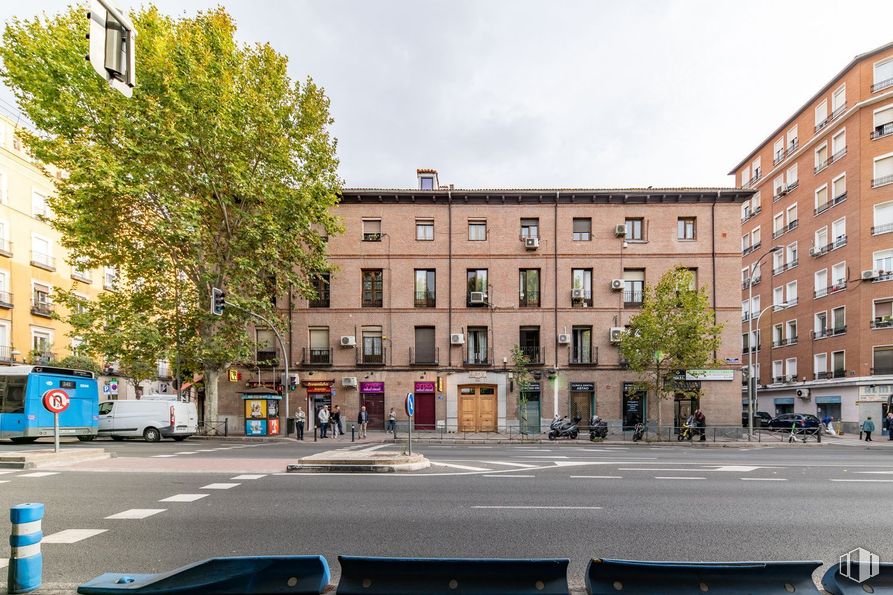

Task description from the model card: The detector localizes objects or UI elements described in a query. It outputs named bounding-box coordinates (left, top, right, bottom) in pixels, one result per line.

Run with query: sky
left=2, top=1, right=893, bottom=189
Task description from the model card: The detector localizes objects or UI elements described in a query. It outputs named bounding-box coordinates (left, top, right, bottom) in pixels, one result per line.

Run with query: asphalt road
left=1, top=440, right=892, bottom=589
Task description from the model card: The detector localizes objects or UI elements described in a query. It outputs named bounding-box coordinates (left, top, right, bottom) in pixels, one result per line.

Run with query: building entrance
left=458, top=385, right=497, bottom=432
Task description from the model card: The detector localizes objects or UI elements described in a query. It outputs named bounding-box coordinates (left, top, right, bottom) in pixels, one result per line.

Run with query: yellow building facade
left=0, top=114, right=105, bottom=365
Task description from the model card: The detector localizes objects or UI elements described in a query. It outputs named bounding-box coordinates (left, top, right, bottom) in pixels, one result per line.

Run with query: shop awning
left=815, top=396, right=841, bottom=404
left=774, top=397, right=795, bottom=405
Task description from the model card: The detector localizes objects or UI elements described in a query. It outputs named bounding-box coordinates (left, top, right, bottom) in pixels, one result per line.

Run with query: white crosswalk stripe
left=105, top=509, right=166, bottom=520
left=19, top=471, right=60, bottom=478
left=159, top=494, right=209, bottom=502
left=43, top=529, right=107, bottom=543
left=200, top=482, right=240, bottom=490
left=231, top=474, right=266, bottom=480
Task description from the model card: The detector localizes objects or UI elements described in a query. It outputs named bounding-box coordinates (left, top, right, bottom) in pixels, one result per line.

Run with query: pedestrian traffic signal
left=86, top=0, right=136, bottom=97
left=211, top=287, right=225, bottom=316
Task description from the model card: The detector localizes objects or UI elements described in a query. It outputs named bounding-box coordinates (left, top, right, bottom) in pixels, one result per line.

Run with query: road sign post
left=42, top=389, right=71, bottom=453
left=405, top=392, right=415, bottom=456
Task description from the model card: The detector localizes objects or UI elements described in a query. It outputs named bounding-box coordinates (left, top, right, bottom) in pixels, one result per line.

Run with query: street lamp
left=747, top=246, right=783, bottom=440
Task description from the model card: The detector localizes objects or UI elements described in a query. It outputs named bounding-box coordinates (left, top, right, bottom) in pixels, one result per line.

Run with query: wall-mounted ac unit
left=557, top=333, right=571, bottom=344
left=450, top=333, right=465, bottom=345
left=609, top=327, right=624, bottom=343
left=796, top=388, right=810, bottom=399
left=469, top=291, right=487, bottom=304
left=342, top=376, right=358, bottom=388
left=524, top=237, right=539, bottom=250
left=861, top=269, right=879, bottom=280
left=571, top=288, right=586, bottom=299
left=809, top=247, right=820, bottom=257
left=340, top=336, right=356, bottom=347
left=610, top=279, right=624, bottom=291
left=614, top=224, right=627, bottom=237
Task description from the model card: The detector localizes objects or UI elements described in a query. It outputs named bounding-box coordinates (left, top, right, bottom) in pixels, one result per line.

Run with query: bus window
left=99, top=402, right=114, bottom=415
left=0, top=375, right=28, bottom=413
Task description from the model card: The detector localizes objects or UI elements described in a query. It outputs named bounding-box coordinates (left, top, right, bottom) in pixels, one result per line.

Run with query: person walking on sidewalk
left=387, top=408, right=397, bottom=434
left=694, top=409, right=706, bottom=441
left=357, top=406, right=369, bottom=439
left=318, top=405, right=330, bottom=438
left=862, top=416, right=876, bottom=442
left=331, top=405, right=342, bottom=439
left=295, top=407, right=306, bottom=441
left=886, top=412, right=893, bottom=441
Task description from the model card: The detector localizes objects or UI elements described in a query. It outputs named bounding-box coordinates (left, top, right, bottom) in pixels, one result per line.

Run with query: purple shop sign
left=359, top=381, right=384, bottom=393
left=414, top=381, right=436, bottom=393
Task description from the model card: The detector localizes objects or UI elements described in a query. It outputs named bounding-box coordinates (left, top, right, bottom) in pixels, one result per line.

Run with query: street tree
left=618, top=267, right=723, bottom=428
left=510, top=345, right=533, bottom=434
left=0, top=6, right=341, bottom=424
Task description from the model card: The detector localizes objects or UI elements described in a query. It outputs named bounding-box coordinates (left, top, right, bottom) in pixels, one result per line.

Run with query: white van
left=98, top=396, right=198, bottom=442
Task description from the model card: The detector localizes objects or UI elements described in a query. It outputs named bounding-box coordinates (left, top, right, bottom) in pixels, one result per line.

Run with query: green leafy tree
left=510, top=345, right=533, bottom=433
left=1, top=6, right=341, bottom=425
left=618, top=267, right=723, bottom=428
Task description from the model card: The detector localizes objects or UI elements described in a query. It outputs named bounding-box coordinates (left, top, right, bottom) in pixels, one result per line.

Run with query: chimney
left=417, top=168, right=438, bottom=190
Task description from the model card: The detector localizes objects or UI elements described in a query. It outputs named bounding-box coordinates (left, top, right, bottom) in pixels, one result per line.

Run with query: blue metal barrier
left=77, top=555, right=330, bottom=594
left=8, top=503, right=45, bottom=594
left=585, top=558, right=822, bottom=594
left=337, top=556, right=570, bottom=595
left=822, top=562, right=892, bottom=594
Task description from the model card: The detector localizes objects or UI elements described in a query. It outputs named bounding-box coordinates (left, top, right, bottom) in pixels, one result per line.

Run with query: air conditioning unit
left=614, top=224, right=627, bottom=237
left=571, top=288, right=586, bottom=300
left=450, top=333, right=465, bottom=345
left=609, top=327, right=624, bottom=343
left=796, top=388, right=810, bottom=399
left=469, top=291, right=487, bottom=304
left=340, top=336, right=356, bottom=347
left=610, top=279, right=624, bottom=291
left=524, top=237, right=539, bottom=250
left=342, top=376, right=358, bottom=388
left=862, top=269, right=880, bottom=280
left=557, top=333, right=571, bottom=344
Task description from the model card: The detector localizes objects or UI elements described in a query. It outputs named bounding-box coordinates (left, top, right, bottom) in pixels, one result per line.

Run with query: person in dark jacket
left=357, top=406, right=369, bottom=439
left=694, top=409, right=706, bottom=441
left=862, top=416, right=876, bottom=442
left=331, top=405, right=342, bottom=439
left=886, top=412, right=893, bottom=441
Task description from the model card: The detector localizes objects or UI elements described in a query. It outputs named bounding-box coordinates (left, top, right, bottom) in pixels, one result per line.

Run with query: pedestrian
left=862, top=416, right=875, bottom=442
left=387, top=407, right=397, bottom=434
left=357, top=405, right=369, bottom=439
left=334, top=405, right=344, bottom=436
left=886, top=412, right=893, bottom=441
left=318, top=405, right=330, bottom=438
left=295, top=407, right=305, bottom=441
left=694, top=409, right=706, bottom=441
left=826, top=416, right=836, bottom=436
left=331, top=405, right=342, bottom=439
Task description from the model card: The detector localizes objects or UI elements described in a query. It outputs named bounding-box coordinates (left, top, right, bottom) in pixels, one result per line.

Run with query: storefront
left=303, top=380, right=333, bottom=430
left=519, top=381, right=541, bottom=435
left=569, top=382, right=595, bottom=423
left=815, top=396, right=841, bottom=422
left=774, top=397, right=794, bottom=416
left=360, top=381, right=385, bottom=429
left=622, top=382, right=646, bottom=429
left=414, top=381, right=436, bottom=430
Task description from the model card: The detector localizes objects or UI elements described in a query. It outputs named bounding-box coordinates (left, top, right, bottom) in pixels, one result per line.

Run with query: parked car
left=98, top=395, right=198, bottom=442
left=741, top=411, right=773, bottom=427
left=767, top=413, right=820, bottom=431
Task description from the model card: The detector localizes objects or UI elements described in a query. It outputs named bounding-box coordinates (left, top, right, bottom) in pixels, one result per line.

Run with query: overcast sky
left=2, top=1, right=893, bottom=189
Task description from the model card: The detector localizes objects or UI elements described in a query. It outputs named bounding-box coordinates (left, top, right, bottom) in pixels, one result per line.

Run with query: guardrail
left=196, top=419, right=229, bottom=437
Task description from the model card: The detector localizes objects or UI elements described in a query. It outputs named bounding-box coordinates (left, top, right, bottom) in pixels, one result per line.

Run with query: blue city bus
left=0, top=365, right=99, bottom=443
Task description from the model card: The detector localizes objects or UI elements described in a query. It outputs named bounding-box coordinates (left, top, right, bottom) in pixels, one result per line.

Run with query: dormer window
left=417, top=168, right=439, bottom=190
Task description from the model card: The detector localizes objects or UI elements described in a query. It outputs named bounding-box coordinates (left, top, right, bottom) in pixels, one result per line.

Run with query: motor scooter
left=589, top=416, right=608, bottom=440
left=548, top=416, right=581, bottom=440
left=631, top=423, right=645, bottom=442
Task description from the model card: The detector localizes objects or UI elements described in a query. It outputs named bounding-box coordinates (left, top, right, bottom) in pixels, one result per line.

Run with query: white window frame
left=752, top=157, right=761, bottom=179
left=31, top=189, right=48, bottom=218
left=831, top=217, right=846, bottom=243
left=786, top=319, right=797, bottom=342
left=786, top=280, right=798, bottom=305
left=832, top=128, right=846, bottom=155
left=786, top=204, right=797, bottom=226
left=832, top=84, right=846, bottom=112
left=873, top=57, right=893, bottom=86
left=814, top=142, right=828, bottom=170
left=814, top=100, right=828, bottom=127
left=815, top=184, right=829, bottom=209
left=786, top=163, right=798, bottom=187
left=815, top=226, right=828, bottom=249
left=832, top=173, right=846, bottom=200
left=874, top=151, right=893, bottom=187
left=814, top=269, right=828, bottom=293
left=787, top=126, right=798, bottom=151
left=814, top=353, right=827, bottom=375
left=786, top=242, right=797, bottom=265
left=785, top=357, right=798, bottom=380
left=773, top=213, right=785, bottom=234
left=831, top=262, right=846, bottom=287
left=874, top=248, right=893, bottom=274
left=874, top=201, right=893, bottom=234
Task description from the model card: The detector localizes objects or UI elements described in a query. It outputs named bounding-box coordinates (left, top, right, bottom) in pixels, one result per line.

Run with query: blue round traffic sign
left=405, top=392, right=415, bottom=417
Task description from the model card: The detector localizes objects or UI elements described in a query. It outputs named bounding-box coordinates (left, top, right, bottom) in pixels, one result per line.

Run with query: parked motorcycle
left=548, top=416, right=581, bottom=440
left=677, top=421, right=695, bottom=441
left=589, top=416, right=608, bottom=441
left=631, top=423, right=645, bottom=442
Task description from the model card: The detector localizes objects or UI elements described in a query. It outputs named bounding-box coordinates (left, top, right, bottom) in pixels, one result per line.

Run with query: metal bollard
left=8, top=503, right=44, bottom=593
left=351, top=424, right=356, bottom=442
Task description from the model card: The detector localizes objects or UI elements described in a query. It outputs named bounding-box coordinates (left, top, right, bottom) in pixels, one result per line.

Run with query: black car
left=767, top=413, right=821, bottom=431
left=741, top=411, right=772, bottom=427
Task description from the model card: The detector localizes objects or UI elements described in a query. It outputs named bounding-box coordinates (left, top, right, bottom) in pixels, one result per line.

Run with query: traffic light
left=211, top=287, right=225, bottom=316
left=86, top=0, right=136, bottom=97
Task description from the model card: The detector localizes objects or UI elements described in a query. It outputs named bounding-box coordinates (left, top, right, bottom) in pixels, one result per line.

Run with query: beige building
left=732, top=42, right=893, bottom=430
left=222, top=171, right=751, bottom=435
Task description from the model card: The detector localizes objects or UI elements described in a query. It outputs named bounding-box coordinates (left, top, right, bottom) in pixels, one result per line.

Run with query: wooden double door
left=458, top=385, right=497, bottom=432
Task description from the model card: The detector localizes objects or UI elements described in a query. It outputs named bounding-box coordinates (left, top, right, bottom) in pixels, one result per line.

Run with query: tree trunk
left=203, top=367, right=221, bottom=435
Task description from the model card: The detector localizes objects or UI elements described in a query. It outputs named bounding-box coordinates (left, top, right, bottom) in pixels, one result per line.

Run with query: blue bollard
left=8, top=503, right=45, bottom=594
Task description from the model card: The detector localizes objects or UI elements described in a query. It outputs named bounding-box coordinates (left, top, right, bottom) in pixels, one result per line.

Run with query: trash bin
left=286, top=417, right=295, bottom=436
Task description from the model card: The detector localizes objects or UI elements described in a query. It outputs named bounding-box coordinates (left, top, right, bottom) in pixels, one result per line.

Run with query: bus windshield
left=0, top=375, right=28, bottom=414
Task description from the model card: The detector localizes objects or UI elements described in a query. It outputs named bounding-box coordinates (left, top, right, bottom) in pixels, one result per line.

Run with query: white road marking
left=740, top=478, right=787, bottom=481
left=231, top=474, right=266, bottom=480
left=0, top=480, right=8, bottom=484
left=430, top=462, right=490, bottom=472
left=200, top=483, right=240, bottom=490
left=0, top=558, right=7, bottom=569
left=467, top=446, right=494, bottom=449
left=174, top=451, right=198, bottom=455
left=105, top=509, right=166, bottom=520
left=855, top=471, right=893, bottom=474
left=618, top=468, right=701, bottom=471
left=571, top=475, right=622, bottom=479
left=519, top=455, right=568, bottom=459
left=43, top=529, right=107, bottom=543
left=655, top=476, right=706, bottom=480
left=0, top=470, right=15, bottom=475
left=482, top=474, right=535, bottom=478
left=830, top=479, right=893, bottom=483
left=358, top=444, right=392, bottom=453
left=472, top=505, right=601, bottom=510
left=196, top=449, right=218, bottom=452
left=482, top=461, right=537, bottom=468
left=159, top=494, right=209, bottom=502
left=714, top=466, right=760, bottom=472
left=18, top=472, right=59, bottom=478
left=151, top=454, right=177, bottom=458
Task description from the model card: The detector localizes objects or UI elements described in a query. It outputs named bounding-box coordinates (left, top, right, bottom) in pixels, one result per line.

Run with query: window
left=468, top=220, right=487, bottom=241
left=520, top=218, right=539, bottom=239
left=519, top=269, right=540, bottom=307
left=787, top=126, right=798, bottom=152
left=832, top=175, right=846, bottom=200
left=104, top=267, right=117, bottom=290
left=832, top=84, right=846, bottom=113
left=873, top=57, right=893, bottom=92
left=814, top=100, right=828, bottom=129
left=773, top=176, right=785, bottom=197
left=742, top=233, right=751, bottom=253
left=741, top=201, right=751, bottom=221
left=832, top=306, right=846, bottom=334
left=786, top=204, right=797, bottom=228
left=751, top=295, right=760, bottom=316
left=362, top=219, right=381, bottom=242
left=71, top=258, right=91, bottom=282
left=416, top=220, right=434, bottom=241
left=815, top=227, right=828, bottom=250
left=751, top=226, right=761, bottom=248
left=786, top=163, right=798, bottom=188
left=814, top=143, right=828, bottom=171
left=361, top=269, right=383, bottom=307
left=752, top=157, right=761, bottom=180
left=831, top=218, right=846, bottom=246
left=31, top=190, right=48, bottom=218
left=413, top=327, right=436, bottom=364
left=257, top=329, right=278, bottom=362
left=814, top=353, right=827, bottom=378
left=814, top=269, right=827, bottom=295
left=0, top=171, right=6, bottom=205
left=309, top=273, right=330, bottom=308
left=874, top=105, right=893, bottom=139
left=815, top=185, right=828, bottom=211
left=773, top=138, right=784, bottom=163
left=677, top=217, right=696, bottom=240
left=571, top=268, right=592, bottom=307
left=31, top=329, right=52, bottom=360
left=773, top=249, right=784, bottom=272
left=874, top=202, right=893, bottom=235
left=571, top=326, right=592, bottom=364
left=874, top=249, right=893, bottom=276
left=786, top=320, right=797, bottom=343
left=419, top=176, right=435, bottom=190
left=772, top=324, right=783, bottom=346
left=785, top=358, right=797, bottom=380
left=625, top=218, right=644, bottom=241
left=773, top=286, right=784, bottom=306
left=773, top=213, right=784, bottom=235
left=742, top=300, right=749, bottom=320
left=832, top=351, right=845, bottom=377
left=831, top=264, right=844, bottom=290
left=874, top=153, right=893, bottom=188
left=623, top=269, right=644, bottom=306
left=0, top=270, right=8, bottom=304
left=362, top=327, right=383, bottom=364
left=519, top=327, right=541, bottom=363
left=466, top=269, right=488, bottom=306
left=874, top=346, right=893, bottom=375
left=30, top=235, right=53, bottom=269
left=752, top=192, right=761, bottom=212
left=308, top=327, right=330, bottom=364
left=785, top=281, right=798, bottom=306
left=873, top=298, right=893, bottom=327
left=772, top=360, right=783, bottom=382
left=572, top=218, right=591, bottom=241
left=415, top=269, right=435, bottom=308
left=832, top=129, right=846, bottom=156
left=32, top=283, right=51, bottom=316
left=740, top=167, right=750, bottom=187
left=466, top=327, right=488, bottom=365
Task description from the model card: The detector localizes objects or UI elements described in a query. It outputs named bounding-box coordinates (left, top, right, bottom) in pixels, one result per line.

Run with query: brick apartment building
left=219, top=171, right=751, bottom=435
left=732, top=42, right=893, bottom=430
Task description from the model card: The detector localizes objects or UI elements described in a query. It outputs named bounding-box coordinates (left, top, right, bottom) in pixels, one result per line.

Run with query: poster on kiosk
left=241, top=387, right=281, bottom=436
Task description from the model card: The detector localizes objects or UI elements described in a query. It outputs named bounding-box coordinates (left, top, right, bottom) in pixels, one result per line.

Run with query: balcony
left=30, top=251, right=56, bottom=271
left=256, top=350, right=278, bottom=367
left=71, top=270, right=92, bottom=283
left=571, top=290, right=593, bottom=308
left=873, top=223, right=893, bottom=236
left=786, top=140, right=799, bottom=158
left=830, top=103, right=847, bottom=120
left=0, top=345, right=12, bottom=363
left=409, top=347, right=439, bottom=366
left=771, top=336, right=798, bottom=348
left=0, top=291, right=11, bottom=308
left=463, top=350, right=490, bottom=367
left=30, top=298, right=53, bottom=317
left=814, top=371, right=831, bottom=380
left=814, top=118, right=830, bottom=134
left=872, top=123, right=893, bottom=140
left=811, top=326, right=846, bottom=339
left=414, top=291, right=436, bottom=308
left=0, top=239, right=12, bottom=258
left=623, top=290, right=643, bottom=307
left=301, top=347, right=332, bottom=366
left=357, top=348, right=386, bottom=366
left=362, top=293, right=383, bottom=308
left=309, top=289, right=330, bottom=308
left=741, top=277, right=762, bottom=289
left=741, top=205, right=762, bottom=224
left=813, top=157, right=829, bottom=174
left=830, top=147, right=847, bottom=163
left=872, top=174, right=893, bottom=189
left=570, top=346, right=599, bottom=366
left=814, top=282, right=846, bottom=299
left=871, top=317, right=893, bottom=329
left=519, top=345, right=544, bottom=365
left=773, top=151, right=784, bottom=166
left=30, top=350, right=55, bottom=365
left=871, top=77, right=893, bottom=93
left=871, top=366, right=893, bottom=375
left=362, top=232, right=382, bottom=242
left=814, top=192, right=847, bottom=216
left=519, top=290, right=540, bottom=308
left=742, top=241, right=762, bottom=256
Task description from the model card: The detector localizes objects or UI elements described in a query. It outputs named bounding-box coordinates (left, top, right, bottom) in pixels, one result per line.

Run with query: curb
left=0, top=448, right=114, bottom=470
